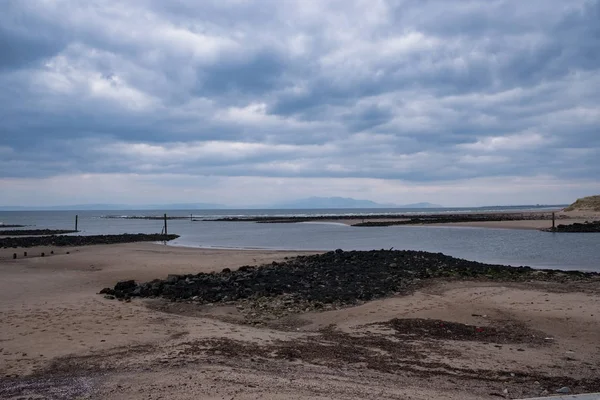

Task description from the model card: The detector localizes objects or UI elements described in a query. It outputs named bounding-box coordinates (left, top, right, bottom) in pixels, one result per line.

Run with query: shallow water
left=1, top=209, right=598, bottom=271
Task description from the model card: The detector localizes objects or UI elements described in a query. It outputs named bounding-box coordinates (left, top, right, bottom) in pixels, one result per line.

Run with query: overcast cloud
left=1, top=0, right=599, bottom=206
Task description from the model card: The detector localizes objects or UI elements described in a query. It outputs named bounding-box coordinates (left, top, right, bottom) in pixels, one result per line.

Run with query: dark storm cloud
left=0, top=0, right=599, bottom=185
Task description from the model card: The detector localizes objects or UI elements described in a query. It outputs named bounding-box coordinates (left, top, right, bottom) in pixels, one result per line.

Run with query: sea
left=1, top=206, right=599, bottom=272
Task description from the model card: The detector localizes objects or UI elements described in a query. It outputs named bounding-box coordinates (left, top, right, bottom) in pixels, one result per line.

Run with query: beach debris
left=556, top=386, right=571, bottom=394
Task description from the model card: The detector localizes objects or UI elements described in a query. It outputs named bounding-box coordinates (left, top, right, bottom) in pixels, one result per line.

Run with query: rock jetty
left=545, top=221, right=600, bottom=233
left=1, top=233, right=179, bottom=248
left=101, top=250, right=597, bottom=315
left=102, top=215, right=188, bottom=220
left=208, top=212, right=559, bottom=226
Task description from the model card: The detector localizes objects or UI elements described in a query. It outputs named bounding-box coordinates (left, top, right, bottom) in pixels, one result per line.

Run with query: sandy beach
left=1, top=242, right=599, bottom=399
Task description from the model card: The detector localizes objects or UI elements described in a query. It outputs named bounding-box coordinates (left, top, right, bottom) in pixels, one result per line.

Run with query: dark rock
left=101, top=250, right=598, bottom=306
left=0, top=233, right=180, bottom=249
left=114, top=280, right=137, bottom=292
left=546, top=221, right=600, bottom=233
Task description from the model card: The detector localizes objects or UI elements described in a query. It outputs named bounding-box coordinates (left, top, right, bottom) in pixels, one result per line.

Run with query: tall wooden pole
left=75, top=215, right=78, bottom=231
left=164, top=213, right=168, bottom=236
left=552, top=212, right=556, bottom=230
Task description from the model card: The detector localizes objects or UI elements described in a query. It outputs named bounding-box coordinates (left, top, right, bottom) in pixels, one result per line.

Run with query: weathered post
left=13, top=253, right=17, bottom=259
left=164, top=213, right=168, bottom=236
left=190, top=214, right=193, bottom=222
left=552, top=212, right=556, bottom=230
left=75, top=215, right=78, bottom=231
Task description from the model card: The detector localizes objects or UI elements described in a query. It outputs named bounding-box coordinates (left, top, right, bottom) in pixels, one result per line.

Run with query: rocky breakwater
left=545, top=221, right=600, bottom=233
left=352, top=213, right=558, bottom=227
left=1, top=233, right=179, bottom=248
left=101, top=250, right=597, bottom=323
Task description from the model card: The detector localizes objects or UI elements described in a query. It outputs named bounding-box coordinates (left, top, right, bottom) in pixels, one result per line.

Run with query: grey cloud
left=0, top=0, right=599, bottom=189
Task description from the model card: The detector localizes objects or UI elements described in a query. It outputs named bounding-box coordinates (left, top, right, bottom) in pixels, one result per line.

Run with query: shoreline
left=204, top=209, right=600, bottom=231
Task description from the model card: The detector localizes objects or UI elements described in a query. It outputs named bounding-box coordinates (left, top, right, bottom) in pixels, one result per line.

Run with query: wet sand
left=1, top=243, right=599, bottom=399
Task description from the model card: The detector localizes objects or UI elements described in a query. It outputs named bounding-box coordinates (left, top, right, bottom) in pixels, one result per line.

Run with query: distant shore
left=205, top=209, right=600, bottom=231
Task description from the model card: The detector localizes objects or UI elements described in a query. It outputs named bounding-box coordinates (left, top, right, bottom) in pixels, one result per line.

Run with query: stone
left=99, top=250, right=600, bottom=309
left=556, top=387, right=571, bottom=394
left=114, top=280, right=137, bottom=292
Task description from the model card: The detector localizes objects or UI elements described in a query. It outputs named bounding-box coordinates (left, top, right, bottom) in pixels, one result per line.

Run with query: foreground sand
left=1, top=243, right=599, bottom=399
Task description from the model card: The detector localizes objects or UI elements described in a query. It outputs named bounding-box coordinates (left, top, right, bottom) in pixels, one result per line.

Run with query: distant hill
left=0, top=199, right=444, bottom=211
left=272, top=197, right=443, bottom=209
left=398, top=202, right=443, bottom=208
left=564, top=195, right=600, bottom=212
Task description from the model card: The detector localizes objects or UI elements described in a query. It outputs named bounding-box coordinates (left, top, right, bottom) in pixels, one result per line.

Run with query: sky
left=1, top=0, right=599, bottom=207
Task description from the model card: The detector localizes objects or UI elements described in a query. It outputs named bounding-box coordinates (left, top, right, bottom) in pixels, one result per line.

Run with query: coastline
left=318, top=210, right=600, bottom=230
left=1, top=243, right=600, bottom=399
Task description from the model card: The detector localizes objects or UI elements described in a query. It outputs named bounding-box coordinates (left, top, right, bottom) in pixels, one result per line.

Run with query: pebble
left=556, top=386, right=571, bottom=394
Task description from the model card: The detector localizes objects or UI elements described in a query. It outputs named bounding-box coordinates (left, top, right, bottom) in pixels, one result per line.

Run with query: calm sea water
left=1, top=208, right=598, bottom=272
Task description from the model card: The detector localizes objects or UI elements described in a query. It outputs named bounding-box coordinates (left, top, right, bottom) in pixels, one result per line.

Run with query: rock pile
left=101, top=250, right=597, bottom=311
left=546, top=221, right=600, bottom=233
left=1, top=233, right=179, bottom=248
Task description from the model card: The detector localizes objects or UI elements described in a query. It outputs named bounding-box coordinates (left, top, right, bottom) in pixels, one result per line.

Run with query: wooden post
left=190, top=214, right=193, bottom=222
left=552, top=212, right=556, bottom=230
left=75, top=215, right=78, bottom=231
left=164, top=213, right=168, bottom=236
